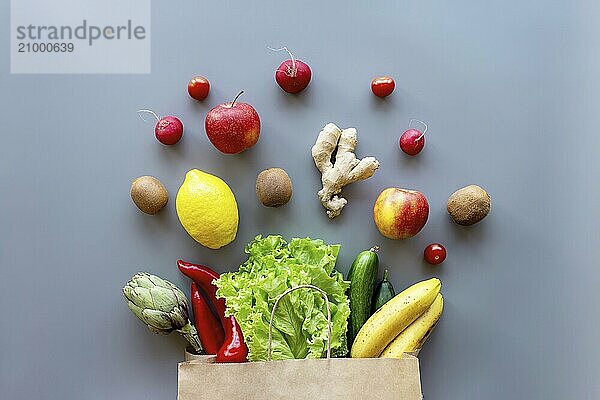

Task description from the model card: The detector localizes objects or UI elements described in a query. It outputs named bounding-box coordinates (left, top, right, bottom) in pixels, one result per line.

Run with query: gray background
left=1, top=1, right=599, bottom=399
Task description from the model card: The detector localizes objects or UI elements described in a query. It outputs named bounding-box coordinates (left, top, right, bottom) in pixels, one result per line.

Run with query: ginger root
left=311, top=123, right=380, bottom=218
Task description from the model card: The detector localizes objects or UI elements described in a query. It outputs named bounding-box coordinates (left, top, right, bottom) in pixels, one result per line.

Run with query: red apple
left=373, top=188, right=429, bottom=239
left=205, top=91, right=260, bottom=154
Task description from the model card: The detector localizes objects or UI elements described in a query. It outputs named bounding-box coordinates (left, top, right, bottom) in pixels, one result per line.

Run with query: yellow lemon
left=176, top=169, right=238, bottom=249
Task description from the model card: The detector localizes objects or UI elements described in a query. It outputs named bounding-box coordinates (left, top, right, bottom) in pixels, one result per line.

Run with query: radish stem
left=267, top=46, right=297, bottom=76
left=137, top=109, right=160, bottom=123
left=409, top=119, right=428, bottom=141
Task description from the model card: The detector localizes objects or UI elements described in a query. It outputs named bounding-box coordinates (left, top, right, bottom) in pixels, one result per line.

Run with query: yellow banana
left=350, top=278, right=441, bottom=358
left=380, top=293, right=443, bottom=358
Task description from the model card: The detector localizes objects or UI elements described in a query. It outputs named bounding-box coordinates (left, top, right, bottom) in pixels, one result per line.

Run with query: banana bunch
left=350, top=278, right=443, bottom=358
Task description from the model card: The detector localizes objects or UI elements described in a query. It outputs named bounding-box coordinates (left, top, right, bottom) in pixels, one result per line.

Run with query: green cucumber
left=347, top=246, right=379, bottom=345
left=372, top=269, right=396, bottom=312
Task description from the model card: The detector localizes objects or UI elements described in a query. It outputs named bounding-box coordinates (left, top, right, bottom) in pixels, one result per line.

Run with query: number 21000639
left=18, top=42, right=74, bottom=52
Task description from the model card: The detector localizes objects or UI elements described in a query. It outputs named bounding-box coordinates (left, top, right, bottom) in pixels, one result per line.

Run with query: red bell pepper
left=190, top=282, right=225, bottom=355
left=177, top=260, right=248, bottom=363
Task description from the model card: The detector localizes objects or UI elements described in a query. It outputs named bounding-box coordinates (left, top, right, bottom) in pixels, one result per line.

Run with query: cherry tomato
left=424, top=243, right=446, bottom=265
left=371, top=76, right=395, bottom=98
left=188, top=76, right=210, bottom=101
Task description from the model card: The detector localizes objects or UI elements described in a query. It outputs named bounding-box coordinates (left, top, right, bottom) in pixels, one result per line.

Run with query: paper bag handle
left=268, top=284, right=332, bottom=361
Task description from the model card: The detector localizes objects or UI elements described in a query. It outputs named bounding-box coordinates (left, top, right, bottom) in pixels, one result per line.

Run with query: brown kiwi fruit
left=255, top=168, right=292, bottom=207
left=447, top=184, right=491, bottom=226
left=131, top=176, right=169, bottom=215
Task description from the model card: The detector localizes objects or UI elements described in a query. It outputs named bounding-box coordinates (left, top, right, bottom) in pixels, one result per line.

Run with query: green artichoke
left=123, top=272, right=202, bottom=353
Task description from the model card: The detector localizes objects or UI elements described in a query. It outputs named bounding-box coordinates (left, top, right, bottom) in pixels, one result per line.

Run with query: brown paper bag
left=178, top=355, right=422, bottom=399
left=178, top=285, right=423, bottom=399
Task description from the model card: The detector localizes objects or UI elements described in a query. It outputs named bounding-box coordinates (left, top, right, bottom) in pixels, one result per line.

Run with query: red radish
left=400, top=119, right=427, bottom=156
left=188, top=76, right=210, bottom=101
left=137, top=110, right=183, bottom=145
left=205, top=91, right=260, bottom=154
left=371, top=76, right=395, bottom=97
left=424, top=243, right=446, bottom=265
left=269, top=47, right=311, bottom=94
left=399, top=129, right=424, bottom=155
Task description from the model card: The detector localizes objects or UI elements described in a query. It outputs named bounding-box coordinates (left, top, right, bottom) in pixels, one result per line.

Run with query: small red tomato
left=424, top=243, right=446, bottom=265
left=188, top=76, right=210, bottom=101
left=155, top=116, right=183, bottom=145
left=371, top=76, right=395, bottom=97
left=400, top=129, right=425, bottom=156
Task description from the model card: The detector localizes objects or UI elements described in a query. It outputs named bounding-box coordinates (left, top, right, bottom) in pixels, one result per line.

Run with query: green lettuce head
left=215, top=235, right=350, bottom=361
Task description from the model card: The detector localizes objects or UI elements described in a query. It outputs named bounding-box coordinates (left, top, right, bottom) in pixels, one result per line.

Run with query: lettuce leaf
left=215, top=235, right=350, bottom=361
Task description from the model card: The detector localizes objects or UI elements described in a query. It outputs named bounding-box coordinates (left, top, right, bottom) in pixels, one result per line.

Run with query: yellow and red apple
left=373, top=188, right=429, bottom=239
